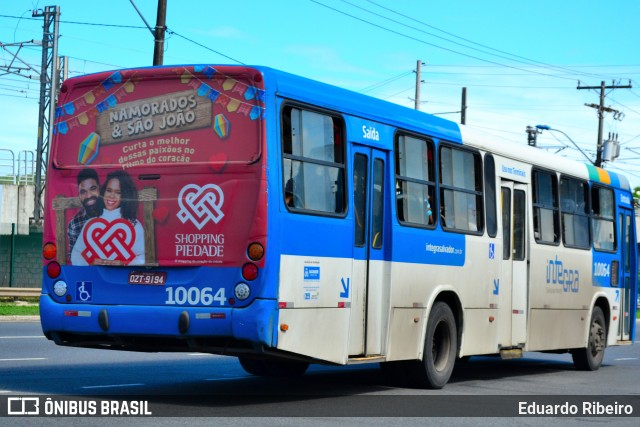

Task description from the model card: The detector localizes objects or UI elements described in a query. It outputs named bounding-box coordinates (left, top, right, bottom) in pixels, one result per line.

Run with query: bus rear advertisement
left=40, top=64, right=637, bottom=389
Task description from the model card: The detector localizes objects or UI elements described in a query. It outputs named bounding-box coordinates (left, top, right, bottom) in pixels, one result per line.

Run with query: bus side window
left=439, top=145, right=483, bottom=233
left=591, top=185, right=616, bottom=251
left=560, top=176, right=590, bottom=249
left=532, top=169, right=559, bottom=244
left=395, top=134, right=436, bottom=228
left=484, top=154, right=497, bottom=238
left=282, top=106, right=346, bottom=215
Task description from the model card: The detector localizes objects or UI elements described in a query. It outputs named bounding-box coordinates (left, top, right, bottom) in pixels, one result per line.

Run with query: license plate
left=128, top=271, right=167, bottom=285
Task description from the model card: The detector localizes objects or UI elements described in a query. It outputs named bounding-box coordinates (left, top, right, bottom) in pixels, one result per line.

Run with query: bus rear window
left=52, top=66, right=264, bottom=169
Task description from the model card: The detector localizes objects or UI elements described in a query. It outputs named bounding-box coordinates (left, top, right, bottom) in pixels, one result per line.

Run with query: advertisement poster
left=46, top=65, right=267, bottom=267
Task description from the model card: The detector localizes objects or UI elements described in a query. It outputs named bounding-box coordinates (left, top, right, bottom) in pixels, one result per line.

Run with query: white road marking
left=0, top=358, right=47, bottom=362
left=0, top=336, right=46, bottom=339
left=81, top=384, right=145, bottom=389
left=204, top=376, right=248, bottom=381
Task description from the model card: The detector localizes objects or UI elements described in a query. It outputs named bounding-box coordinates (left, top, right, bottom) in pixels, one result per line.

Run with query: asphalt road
left=1, top=319, right=639, bottom=426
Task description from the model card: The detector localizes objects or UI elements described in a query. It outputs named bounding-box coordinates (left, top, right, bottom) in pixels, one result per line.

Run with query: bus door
left=500, top=180, right=528, bottom=347
left=349, top=146, right=389, bottom=357
left=617, top=207, right=636, bottom=341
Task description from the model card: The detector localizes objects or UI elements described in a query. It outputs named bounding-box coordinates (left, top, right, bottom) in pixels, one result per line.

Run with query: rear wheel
left=238, top=357, right=309, bottom=377
left=407, top=301, right=457, bottom=389
left=572, top=306, right=606, bottom=371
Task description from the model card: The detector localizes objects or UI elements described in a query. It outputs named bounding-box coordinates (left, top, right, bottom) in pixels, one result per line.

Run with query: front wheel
left=571, top=306, right=606, bottom=371
left=407, top=301, right=457, bottom=389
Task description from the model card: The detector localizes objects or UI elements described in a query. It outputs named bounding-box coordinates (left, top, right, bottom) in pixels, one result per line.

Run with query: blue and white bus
left=40, top=64, right=637, bottom=388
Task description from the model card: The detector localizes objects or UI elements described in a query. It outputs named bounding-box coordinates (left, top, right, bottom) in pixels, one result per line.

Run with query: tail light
left=43, top=243, right=60, bottom=278
left=242, top=263, right=258, bottom=281
left=43, top=242, right=57, bottom=260
left=47, top=261, right=61, bottom=278
left=247, top=242, right=264, bottom=261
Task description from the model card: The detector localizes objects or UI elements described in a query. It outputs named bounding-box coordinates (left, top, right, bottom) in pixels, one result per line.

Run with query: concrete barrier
left=0, top=287, right=40, bottom=297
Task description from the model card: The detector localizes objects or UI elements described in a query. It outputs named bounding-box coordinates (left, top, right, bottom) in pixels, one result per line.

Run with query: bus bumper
left=39, top=295, right=277, bottom=351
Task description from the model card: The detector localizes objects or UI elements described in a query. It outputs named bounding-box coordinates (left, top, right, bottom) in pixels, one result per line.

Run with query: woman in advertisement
left=71, top=170, right=146, bottom=266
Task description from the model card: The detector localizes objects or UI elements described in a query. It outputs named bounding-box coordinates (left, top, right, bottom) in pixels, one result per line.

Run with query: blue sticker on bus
left=76, top=281, right=92, bottom=302
left=304, top=266, right=320, bottom=281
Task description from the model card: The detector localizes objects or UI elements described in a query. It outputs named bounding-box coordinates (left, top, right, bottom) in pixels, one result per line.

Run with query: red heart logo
left=209, top=153, right=228, bottom=173
left=81, top=218, right=136, bottom=265
left=153, top=207, right=169, bottom=223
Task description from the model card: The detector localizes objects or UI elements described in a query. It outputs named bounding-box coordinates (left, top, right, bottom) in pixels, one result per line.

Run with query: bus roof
left=258, top=66, right=463, bottom=144
left=459, top=125, right=631, bottom=191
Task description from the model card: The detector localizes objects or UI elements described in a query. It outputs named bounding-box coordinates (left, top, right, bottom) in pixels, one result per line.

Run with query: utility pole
left=461, top=87, right=467, bottom=125
left=128, top=0, right=167, bottom=65
left=153, top=0, right=168, bottom=65
left=414, top=60, right=424, bottom=110
left=32, top=6, right=61, bottom=224
left=577, top=80, right=632, bottom=167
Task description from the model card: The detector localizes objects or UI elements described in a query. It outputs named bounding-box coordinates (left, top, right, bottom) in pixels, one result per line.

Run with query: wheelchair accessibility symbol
left=76, top=281, right=92, bottom=302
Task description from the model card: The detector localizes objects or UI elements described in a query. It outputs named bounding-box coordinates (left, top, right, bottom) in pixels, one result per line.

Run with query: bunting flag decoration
left=54, top=71, right=136, bottom=122
left=53, top=65, right=267, bottom=138
left=226, top=99, right=240, bottom=113
left=244, top=86, right=256, bottom=101
left=84, top=92, right=95, bottom=104
left=250, top=106, right=263, bottom=121
left=78, top=112, right=89, bottom=126
left=180, top=66, right=266, bottom=121
left=222, top=78, right=236, bottom=91
left=194, top=65, right=217, bottom=79
left=57, top=121, right=69, bottom=135
left=53, top=73, right=138, bottom=135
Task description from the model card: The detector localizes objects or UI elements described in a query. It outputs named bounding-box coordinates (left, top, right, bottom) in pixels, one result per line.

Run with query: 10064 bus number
left=165, top=286, right=227, bottom=306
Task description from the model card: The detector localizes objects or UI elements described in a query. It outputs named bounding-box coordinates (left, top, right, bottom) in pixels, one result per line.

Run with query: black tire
left=238, top=357, right=270, bottom=376
left=408, top=301, right=457, bottom=389
left=456, top=356, right=471, bottom=364
left=572, top=306, right=606, bottom=371
left=379, top=361, right=410, bottom=387
left=238, top=357, right=309, bottom=377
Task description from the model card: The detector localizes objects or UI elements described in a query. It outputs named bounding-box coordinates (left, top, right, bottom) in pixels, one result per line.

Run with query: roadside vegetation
left=0, top=297, right=39, bottom=316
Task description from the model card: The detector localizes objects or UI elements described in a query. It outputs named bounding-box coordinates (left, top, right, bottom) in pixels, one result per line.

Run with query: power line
left=1, top=12, right=245, bottom=66
left=359, top=70, right=413, bottom=93
left=361, top=0, right=614, bottom=81
left=341, top=0, right=606, bottom=80
left=0, top=13, right=149, bottom=30
left=165, top=29, right=245, bottom=65
left=320, top=0, right=622, bottom=83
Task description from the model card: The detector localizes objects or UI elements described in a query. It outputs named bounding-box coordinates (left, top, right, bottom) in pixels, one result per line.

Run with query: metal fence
left=0, top=149, right=36, bottom=185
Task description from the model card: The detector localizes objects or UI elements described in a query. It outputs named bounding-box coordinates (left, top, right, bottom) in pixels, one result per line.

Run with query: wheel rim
left=589, top=319, right=605, bottom=357
left=431, top=320, right=452, bottom=372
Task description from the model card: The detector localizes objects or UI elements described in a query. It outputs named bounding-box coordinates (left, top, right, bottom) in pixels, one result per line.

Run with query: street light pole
left=535, top=125, right=594, bottom=165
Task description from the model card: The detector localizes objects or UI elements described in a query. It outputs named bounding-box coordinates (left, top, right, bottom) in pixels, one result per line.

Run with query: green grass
left=0, top=297, right=39, bottom=316
left=0, top=304, right=39, bottom=316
